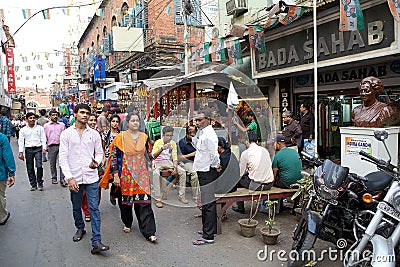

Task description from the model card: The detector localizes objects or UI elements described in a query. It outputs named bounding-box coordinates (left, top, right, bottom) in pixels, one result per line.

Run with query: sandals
left=192, top=238, right=215, bottom=246
left=85, top=215, right=91, bottom=222
left=148, top=235, right=157, bottom=243
left=73, top=229, right=86, bottom=242
left=91, top=241, right=110, bottom=254
left=123, top=226, right=131, bottom=233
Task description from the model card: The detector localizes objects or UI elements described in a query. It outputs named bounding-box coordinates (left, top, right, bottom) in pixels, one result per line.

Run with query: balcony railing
left=226, top=0, right=248, bottom=17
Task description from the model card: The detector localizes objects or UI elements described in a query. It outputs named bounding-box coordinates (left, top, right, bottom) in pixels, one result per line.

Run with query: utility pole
left=182, top=0, right=191, bottom=75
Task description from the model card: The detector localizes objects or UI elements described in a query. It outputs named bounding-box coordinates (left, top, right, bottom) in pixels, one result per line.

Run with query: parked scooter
left=288, top=144, right=393, bottom=267
left=344, top=130, right=399, bottom=267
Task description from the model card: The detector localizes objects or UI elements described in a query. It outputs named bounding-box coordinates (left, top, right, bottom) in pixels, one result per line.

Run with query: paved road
left=0, top=138, right=343, bottom=267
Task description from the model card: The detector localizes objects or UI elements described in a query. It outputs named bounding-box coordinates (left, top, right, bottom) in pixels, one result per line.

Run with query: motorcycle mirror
left=373, top=130, right=388, bottom=141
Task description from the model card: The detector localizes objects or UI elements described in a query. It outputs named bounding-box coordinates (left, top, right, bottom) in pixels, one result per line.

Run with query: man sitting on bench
left=152, top=126, right=188, bottom=208
left=272, top=134, right=303, bottom=189
left=232, top=132, right=274, bottom=214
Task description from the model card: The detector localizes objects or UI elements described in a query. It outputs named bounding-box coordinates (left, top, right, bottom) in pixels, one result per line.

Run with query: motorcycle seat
left=364, top=171, right=393, bottom=192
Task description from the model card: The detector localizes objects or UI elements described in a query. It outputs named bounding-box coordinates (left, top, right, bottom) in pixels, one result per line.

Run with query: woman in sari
left=100, top=112, right=157, bottom=242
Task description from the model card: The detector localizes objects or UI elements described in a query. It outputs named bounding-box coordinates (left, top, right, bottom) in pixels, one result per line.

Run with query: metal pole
left=183, top=2, right=189, bottom=75
left=313, top=0, right=318, bottom=156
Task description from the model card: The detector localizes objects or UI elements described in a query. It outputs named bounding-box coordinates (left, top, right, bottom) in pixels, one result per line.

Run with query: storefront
left=251, top=0, right=400, bottom=159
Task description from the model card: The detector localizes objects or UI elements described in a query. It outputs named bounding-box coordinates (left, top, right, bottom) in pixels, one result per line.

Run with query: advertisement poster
left=6, top=47, right=16, bottom=94
left=345, top=137, right=372, bottom=155
left=94, top=55, right=106, bottom=82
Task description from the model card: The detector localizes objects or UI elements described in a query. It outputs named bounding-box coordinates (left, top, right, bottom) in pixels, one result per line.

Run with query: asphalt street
left=0, top=138, right=343, bottom=267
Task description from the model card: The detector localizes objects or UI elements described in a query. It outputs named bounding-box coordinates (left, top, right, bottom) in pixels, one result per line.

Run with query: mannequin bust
left=351, top=76, right=394, bottom=127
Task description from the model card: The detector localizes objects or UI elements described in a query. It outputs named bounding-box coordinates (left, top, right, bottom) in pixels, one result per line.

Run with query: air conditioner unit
left=211, top=24, right=230, bottom=38
left=226, top=0, right=248, bottom=17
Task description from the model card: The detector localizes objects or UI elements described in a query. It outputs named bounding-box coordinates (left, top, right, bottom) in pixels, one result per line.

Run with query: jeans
left=70, top=181, right=101, bottom=246
left=25, top=147, right=43, bottom=188
left=47, top=145, right=65, bottom=182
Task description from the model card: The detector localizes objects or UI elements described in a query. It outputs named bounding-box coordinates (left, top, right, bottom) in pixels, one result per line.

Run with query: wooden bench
left=215, top=187, right=298, bottom=234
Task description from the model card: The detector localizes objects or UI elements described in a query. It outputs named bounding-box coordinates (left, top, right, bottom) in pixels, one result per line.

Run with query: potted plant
left=260, top=194, right=281, bottom=245
left=290, top=170, right=314, bottom=220
left=238, top=194, right=261, bottom=238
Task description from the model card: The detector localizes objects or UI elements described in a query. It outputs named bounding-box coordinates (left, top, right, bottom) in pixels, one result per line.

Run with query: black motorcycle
left=288, top=152, right=393, bottom=267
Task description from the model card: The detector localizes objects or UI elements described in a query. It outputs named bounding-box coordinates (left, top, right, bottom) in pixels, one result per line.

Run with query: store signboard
left=344, top=136, right=372, bottom=155
left=94, top=55, right=106, bottom=82
left=6, top=47, right=16, bottom=94
left=254, top=3, right=395, bottom=77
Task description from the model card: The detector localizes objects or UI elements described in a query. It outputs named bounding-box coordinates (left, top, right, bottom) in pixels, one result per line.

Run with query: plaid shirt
left=0, top=116, right=13, bottom=138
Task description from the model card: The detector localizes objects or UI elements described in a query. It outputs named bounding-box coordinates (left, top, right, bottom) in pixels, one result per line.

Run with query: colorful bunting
left=188, top=46, right=197, bottom=68
left=278, top=5, right=308, bottom=25
left=339, top=0, right=364, bottom=31
left=166, top=6, right=171, bottom=15
left=264, top=17, right=279, bottom=30
left=248, top=26, right=265, bottom=53
left=62, top=8, right=70, bottom=16
left=42, top=9, right=50, bottom=20
left=211, top=38, right=226, bottom=62
left=388, top=0, right=400, bottom=21
left=22, top=9, right=32, bottom=19
left=96, top=8, right=103, bottom=17
left=196, top=42, right=211, bottom=63
left=226, top=39, right=243, bottom=65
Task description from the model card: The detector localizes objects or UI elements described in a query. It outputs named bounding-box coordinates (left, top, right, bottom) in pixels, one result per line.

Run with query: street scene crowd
left=0, top=100, right=312, bottom=254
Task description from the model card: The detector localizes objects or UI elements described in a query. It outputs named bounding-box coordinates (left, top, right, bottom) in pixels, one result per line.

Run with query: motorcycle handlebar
left=359, top=150, right=397, bottom=173
left=301, top=151, right=323, bottom=166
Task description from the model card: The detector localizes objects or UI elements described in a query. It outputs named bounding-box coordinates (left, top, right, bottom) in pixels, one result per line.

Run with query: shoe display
left=178, top=196, right=189, bottom=204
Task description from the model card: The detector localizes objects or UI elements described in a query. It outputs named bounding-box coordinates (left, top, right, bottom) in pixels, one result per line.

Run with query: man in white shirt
left=232, top=132, right=274, bottom=214
left=18, top=112, right=47, bottom=191
left=59, top=103, right=109, bottom=254
left=192, top=110, right=220, bottom=246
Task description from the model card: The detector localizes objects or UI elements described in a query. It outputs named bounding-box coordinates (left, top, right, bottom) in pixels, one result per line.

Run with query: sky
left=0, top=0, right=98, bottom=52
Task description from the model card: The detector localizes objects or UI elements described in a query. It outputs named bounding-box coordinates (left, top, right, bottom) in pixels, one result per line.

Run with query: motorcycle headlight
left=392, top=189, right=400, bottom=212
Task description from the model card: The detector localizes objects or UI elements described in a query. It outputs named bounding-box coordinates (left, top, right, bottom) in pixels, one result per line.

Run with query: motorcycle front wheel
left=288, top=220, right=317, bottom=267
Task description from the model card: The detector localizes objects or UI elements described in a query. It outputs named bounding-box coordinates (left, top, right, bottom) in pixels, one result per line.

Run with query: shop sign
left=94, top=55, right=106, bottom=82
left=294, top=61, right=400, bottom=87
left=255, top=3, right=394, bottom=75
left=345, top=136, right=372, bottom=155
left=5, top=47, right=16, bottom=94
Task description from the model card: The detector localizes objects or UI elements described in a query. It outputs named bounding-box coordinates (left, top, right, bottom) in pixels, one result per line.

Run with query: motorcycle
left=288, top=145, right=393, bottom=267
left=344, top=130, right=399, bottom=267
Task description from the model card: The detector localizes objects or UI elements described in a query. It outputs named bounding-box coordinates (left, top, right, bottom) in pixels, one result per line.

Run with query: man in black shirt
left=299, top=103, right=314, bottom=153
left=282, top=111, right=302, bottom=151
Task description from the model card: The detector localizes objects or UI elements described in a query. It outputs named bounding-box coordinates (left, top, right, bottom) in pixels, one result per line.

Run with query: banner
left=5, top=47, right=16, bottom=94
left=388, top=0, right=400, bottom=21
left=196, top=42, right=211, bottom=63
left=94, top=55, right=106, bottom=82
left=264, top=17, right=279, bottom=30
left=211, top=38, right=226, bottom=61
left=339, top=0, right=364, bottom=31
left=248, top=26, right=265, bottom=53
left=279, top=5, right=308, bottom=25
left=42, top=9, right=50, bottom=20
left=188, top=46, right=197, bottom=68
left=226, top=39, right=243, bottom=65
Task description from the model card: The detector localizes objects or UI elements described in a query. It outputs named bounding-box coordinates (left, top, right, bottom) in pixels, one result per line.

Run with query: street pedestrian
left=281, top=110, right=302, bottom=152
left=97, top=107, right=110, bottom=134
left=18, top=112, right=47, bottom=191
left=0, top=110, right=13, bottom=142
left=100, top=112, right=158, bottom=242
left=102, top=114, right=120, bottom=206
left=59, top=103, right=109, bottom=254
left=254, top=105, right=271, bottom=147
left=44, top=110, right=67, bottom=186
left=192, top=109, right=220, bottom=246
left=37, top=109, right=50, bottom=162
left=0, top=133, right=16, bottom=226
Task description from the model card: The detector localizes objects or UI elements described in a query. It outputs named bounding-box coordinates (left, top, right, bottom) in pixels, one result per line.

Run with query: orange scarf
left=99, top=131, right=147, bottom=189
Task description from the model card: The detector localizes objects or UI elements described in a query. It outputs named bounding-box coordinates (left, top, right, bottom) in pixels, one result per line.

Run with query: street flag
left=339, top=0, right=364, bottom=31
left=96, top=8, right=103, bottom=17
left=188, top=46, right=197, bottom=68
left=42, top=9, right=50, bottom=20
left=22, top=9, right=32, bottom=19
left=388, top=0, right=400, bottom=21
left=278, top=5, right=308, bottom=25
left=226, top=39, right=243, bottom=65
left=248, top=26, right=265, bottom=53
left=264, top=17, right=279, bottom=29
left=197, top=42, right=211, bottom=63
left=62, top=8, right=70, bottom=16
left=211, top=38, right=226, bottom=62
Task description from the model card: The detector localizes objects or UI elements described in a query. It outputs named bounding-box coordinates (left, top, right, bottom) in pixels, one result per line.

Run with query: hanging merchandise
left=227, top=82, right=239, bottom=110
